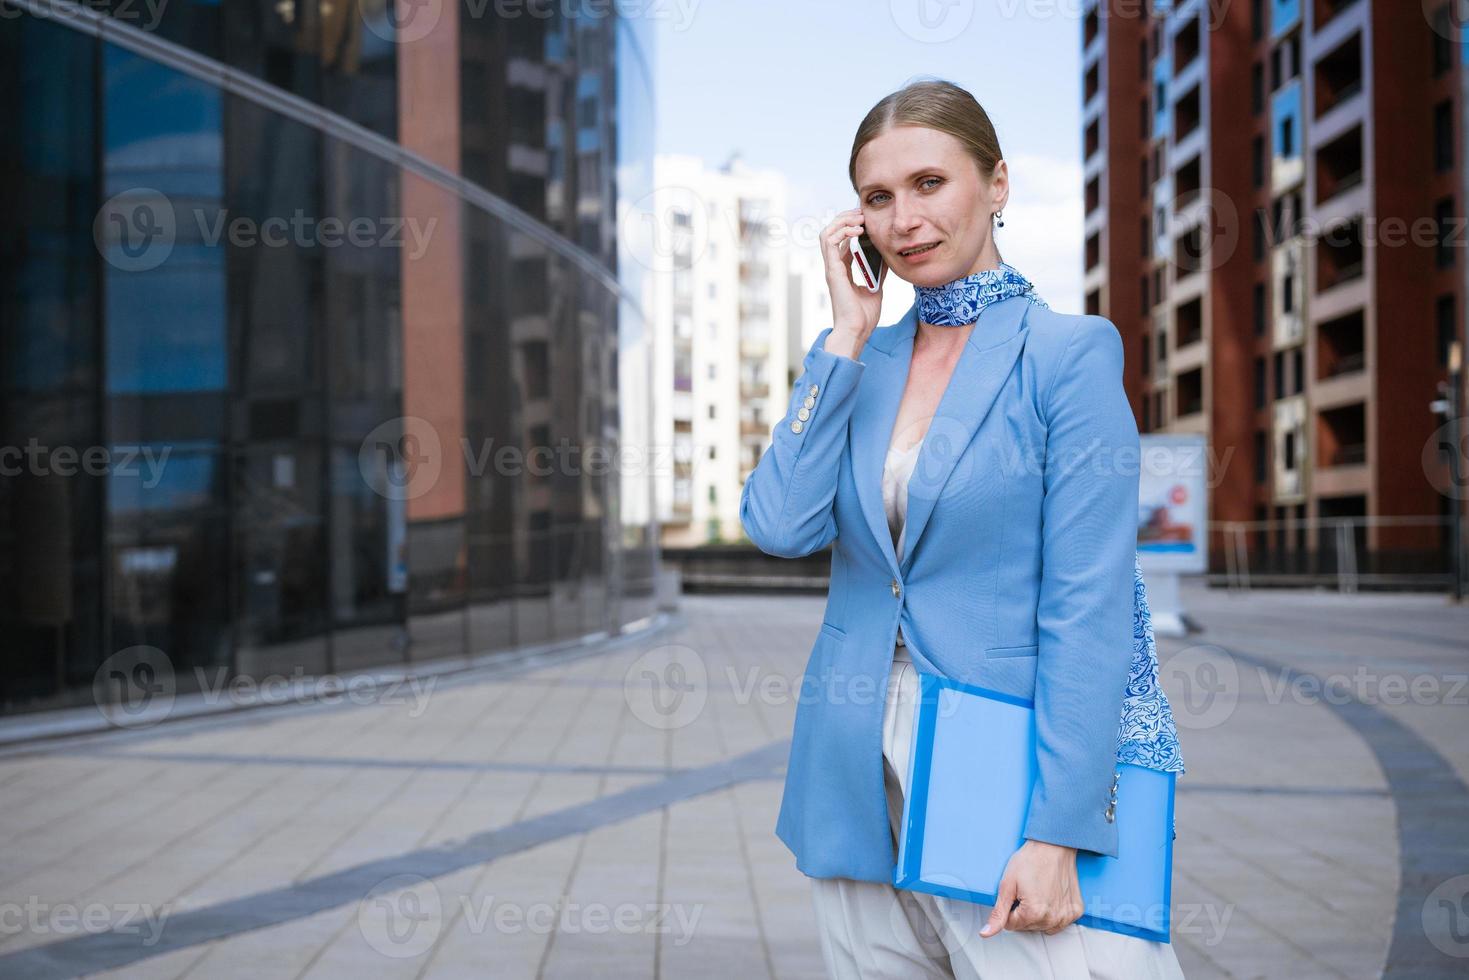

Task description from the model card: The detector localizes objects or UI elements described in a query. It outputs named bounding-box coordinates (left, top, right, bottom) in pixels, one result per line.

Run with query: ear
left=990, top=159, right=1010, bottom=212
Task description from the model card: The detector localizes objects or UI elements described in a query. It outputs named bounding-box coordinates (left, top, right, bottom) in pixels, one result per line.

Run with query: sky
left=654, top=0, right=1087, bottom=314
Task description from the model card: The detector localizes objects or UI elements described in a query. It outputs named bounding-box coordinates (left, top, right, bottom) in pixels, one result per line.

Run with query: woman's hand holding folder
left=977, top=839, right=1084, bottom=937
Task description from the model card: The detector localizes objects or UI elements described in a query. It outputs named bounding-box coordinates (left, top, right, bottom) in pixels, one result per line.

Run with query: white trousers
left=809, top=645, right=1186, bottom=979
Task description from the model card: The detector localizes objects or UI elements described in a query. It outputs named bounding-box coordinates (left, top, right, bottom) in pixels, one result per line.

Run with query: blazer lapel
left=852, top=296, right=1033, bottom=579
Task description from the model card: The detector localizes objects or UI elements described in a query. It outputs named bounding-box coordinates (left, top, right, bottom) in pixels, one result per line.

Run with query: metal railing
left=1214, top=515, right=1463, bottom=595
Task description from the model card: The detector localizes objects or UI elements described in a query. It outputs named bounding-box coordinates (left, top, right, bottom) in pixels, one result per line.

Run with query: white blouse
left=882, top=436, right=923, bottom=651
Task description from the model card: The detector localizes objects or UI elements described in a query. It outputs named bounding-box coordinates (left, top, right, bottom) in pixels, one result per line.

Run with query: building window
left=1253, top=135, right=1266, bottom=188
left=1254, top=356, right=1267, bottom=409
left=1436, top=100, right=1454, bottom=173
left=1252, top=62, right=1265, bottom=114
left=1434, top=6, right=1454, bottom=77
left=1252, top=0, right=1265, bottom=41
left=1254, top=211, right=1267, bottom=262
left=1292, top=345, right=1303, bottom=393
left=1141, top=273, right=1151, bottom=312
left=1274, top=350, right=1285, bottom=399
left=1280, top=114, right=1295, bottom=157
left=1142, top=333, right=1151, bottom=378
left=1438, top=197, right=1457, bottom=269
left=1254, top=429, right=1267, bottom=482
left=1439, top=294, right=1457, bottom=367
left=1254, top=282, right=1267, bottom=336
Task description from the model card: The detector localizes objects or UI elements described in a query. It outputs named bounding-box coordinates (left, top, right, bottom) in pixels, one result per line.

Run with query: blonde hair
left=847, top=78, right=1005, bottom=193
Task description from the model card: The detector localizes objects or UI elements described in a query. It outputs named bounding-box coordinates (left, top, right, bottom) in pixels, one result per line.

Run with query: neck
left=912, top=249, right=1040, bottom=330
left=964, top=239, right=1002, bottom=277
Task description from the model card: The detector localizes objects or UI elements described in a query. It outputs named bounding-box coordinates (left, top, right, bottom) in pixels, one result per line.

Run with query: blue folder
left=893, top=671, right=1176, bottom=943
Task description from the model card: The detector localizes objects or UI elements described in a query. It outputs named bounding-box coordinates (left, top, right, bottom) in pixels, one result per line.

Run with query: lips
left=899, top=242, right=940, bottom=257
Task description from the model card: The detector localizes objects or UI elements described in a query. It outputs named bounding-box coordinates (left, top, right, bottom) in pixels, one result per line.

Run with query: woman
left=739, top=79, right=1186, bottom=977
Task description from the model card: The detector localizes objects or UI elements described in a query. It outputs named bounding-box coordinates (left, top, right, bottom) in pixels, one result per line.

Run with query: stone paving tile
left=1, top=587, right=1465, bottom=978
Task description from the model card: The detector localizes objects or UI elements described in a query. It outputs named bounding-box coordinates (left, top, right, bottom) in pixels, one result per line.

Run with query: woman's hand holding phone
left=821, top=207, right=886, bottom=360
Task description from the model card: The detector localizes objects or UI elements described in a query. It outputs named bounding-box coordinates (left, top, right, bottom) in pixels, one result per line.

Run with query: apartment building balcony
left=1174, top=366, right=1204, bottom=420
left=1316, top=308, right=1365, bottom=380
left=739, top=380, right=770, bottom=401
left=739, top=418, right=767, bottom=437
left=1314, top=32, right=1361, bottom=121
left=1310, top=0, right=1366, bottom=53
left=1316, top=215, right=1365, bottom=294
left=1315, top=401, right=1369, bottom=496
left=1315, top=124, right=1363, bottom=207
left=739, top=335, right=769, bottom=360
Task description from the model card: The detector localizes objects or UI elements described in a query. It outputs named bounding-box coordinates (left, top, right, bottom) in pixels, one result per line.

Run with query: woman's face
left=854, top=124, right=1008, bottom=287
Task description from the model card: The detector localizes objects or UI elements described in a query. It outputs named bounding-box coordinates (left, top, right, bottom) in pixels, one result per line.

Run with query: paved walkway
left=0, top=585, right=1465, bottom=978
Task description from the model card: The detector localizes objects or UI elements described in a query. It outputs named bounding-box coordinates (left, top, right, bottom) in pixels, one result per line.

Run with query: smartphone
left=849, top=231, right=884, bottom=293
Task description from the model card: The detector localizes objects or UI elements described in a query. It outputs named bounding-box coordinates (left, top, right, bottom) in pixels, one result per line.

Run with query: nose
left=890, top=193, right=921, bottom=236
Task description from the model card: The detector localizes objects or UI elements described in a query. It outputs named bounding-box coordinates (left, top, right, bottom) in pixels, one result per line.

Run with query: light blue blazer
left=740, top=295, right=1141, bottom=883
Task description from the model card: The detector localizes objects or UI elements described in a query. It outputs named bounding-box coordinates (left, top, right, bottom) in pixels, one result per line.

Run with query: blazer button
left=797, top=406, right=811, bottom=421
left=803, top=395, right=816, bottom=409
left=790, top=419, right=803, bottom=433
left=808, top=383, right=819, bottom=396
left=890, top=578, right=901, bottom=598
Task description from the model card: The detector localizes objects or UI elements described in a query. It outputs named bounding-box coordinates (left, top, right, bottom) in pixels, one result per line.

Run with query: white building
left=652, top=153, right=792, bottom=545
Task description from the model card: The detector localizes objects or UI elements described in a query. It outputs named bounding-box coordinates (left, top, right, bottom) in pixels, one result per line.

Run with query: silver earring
left=995, top=210, right=1005, bottom=228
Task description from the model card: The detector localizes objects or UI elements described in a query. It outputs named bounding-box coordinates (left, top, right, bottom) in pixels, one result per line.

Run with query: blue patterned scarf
left=913, top=260, right=1048, bottom=326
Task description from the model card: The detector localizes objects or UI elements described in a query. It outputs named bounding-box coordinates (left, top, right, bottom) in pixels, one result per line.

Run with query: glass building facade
left=0, top=0, right=659, bottom=715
